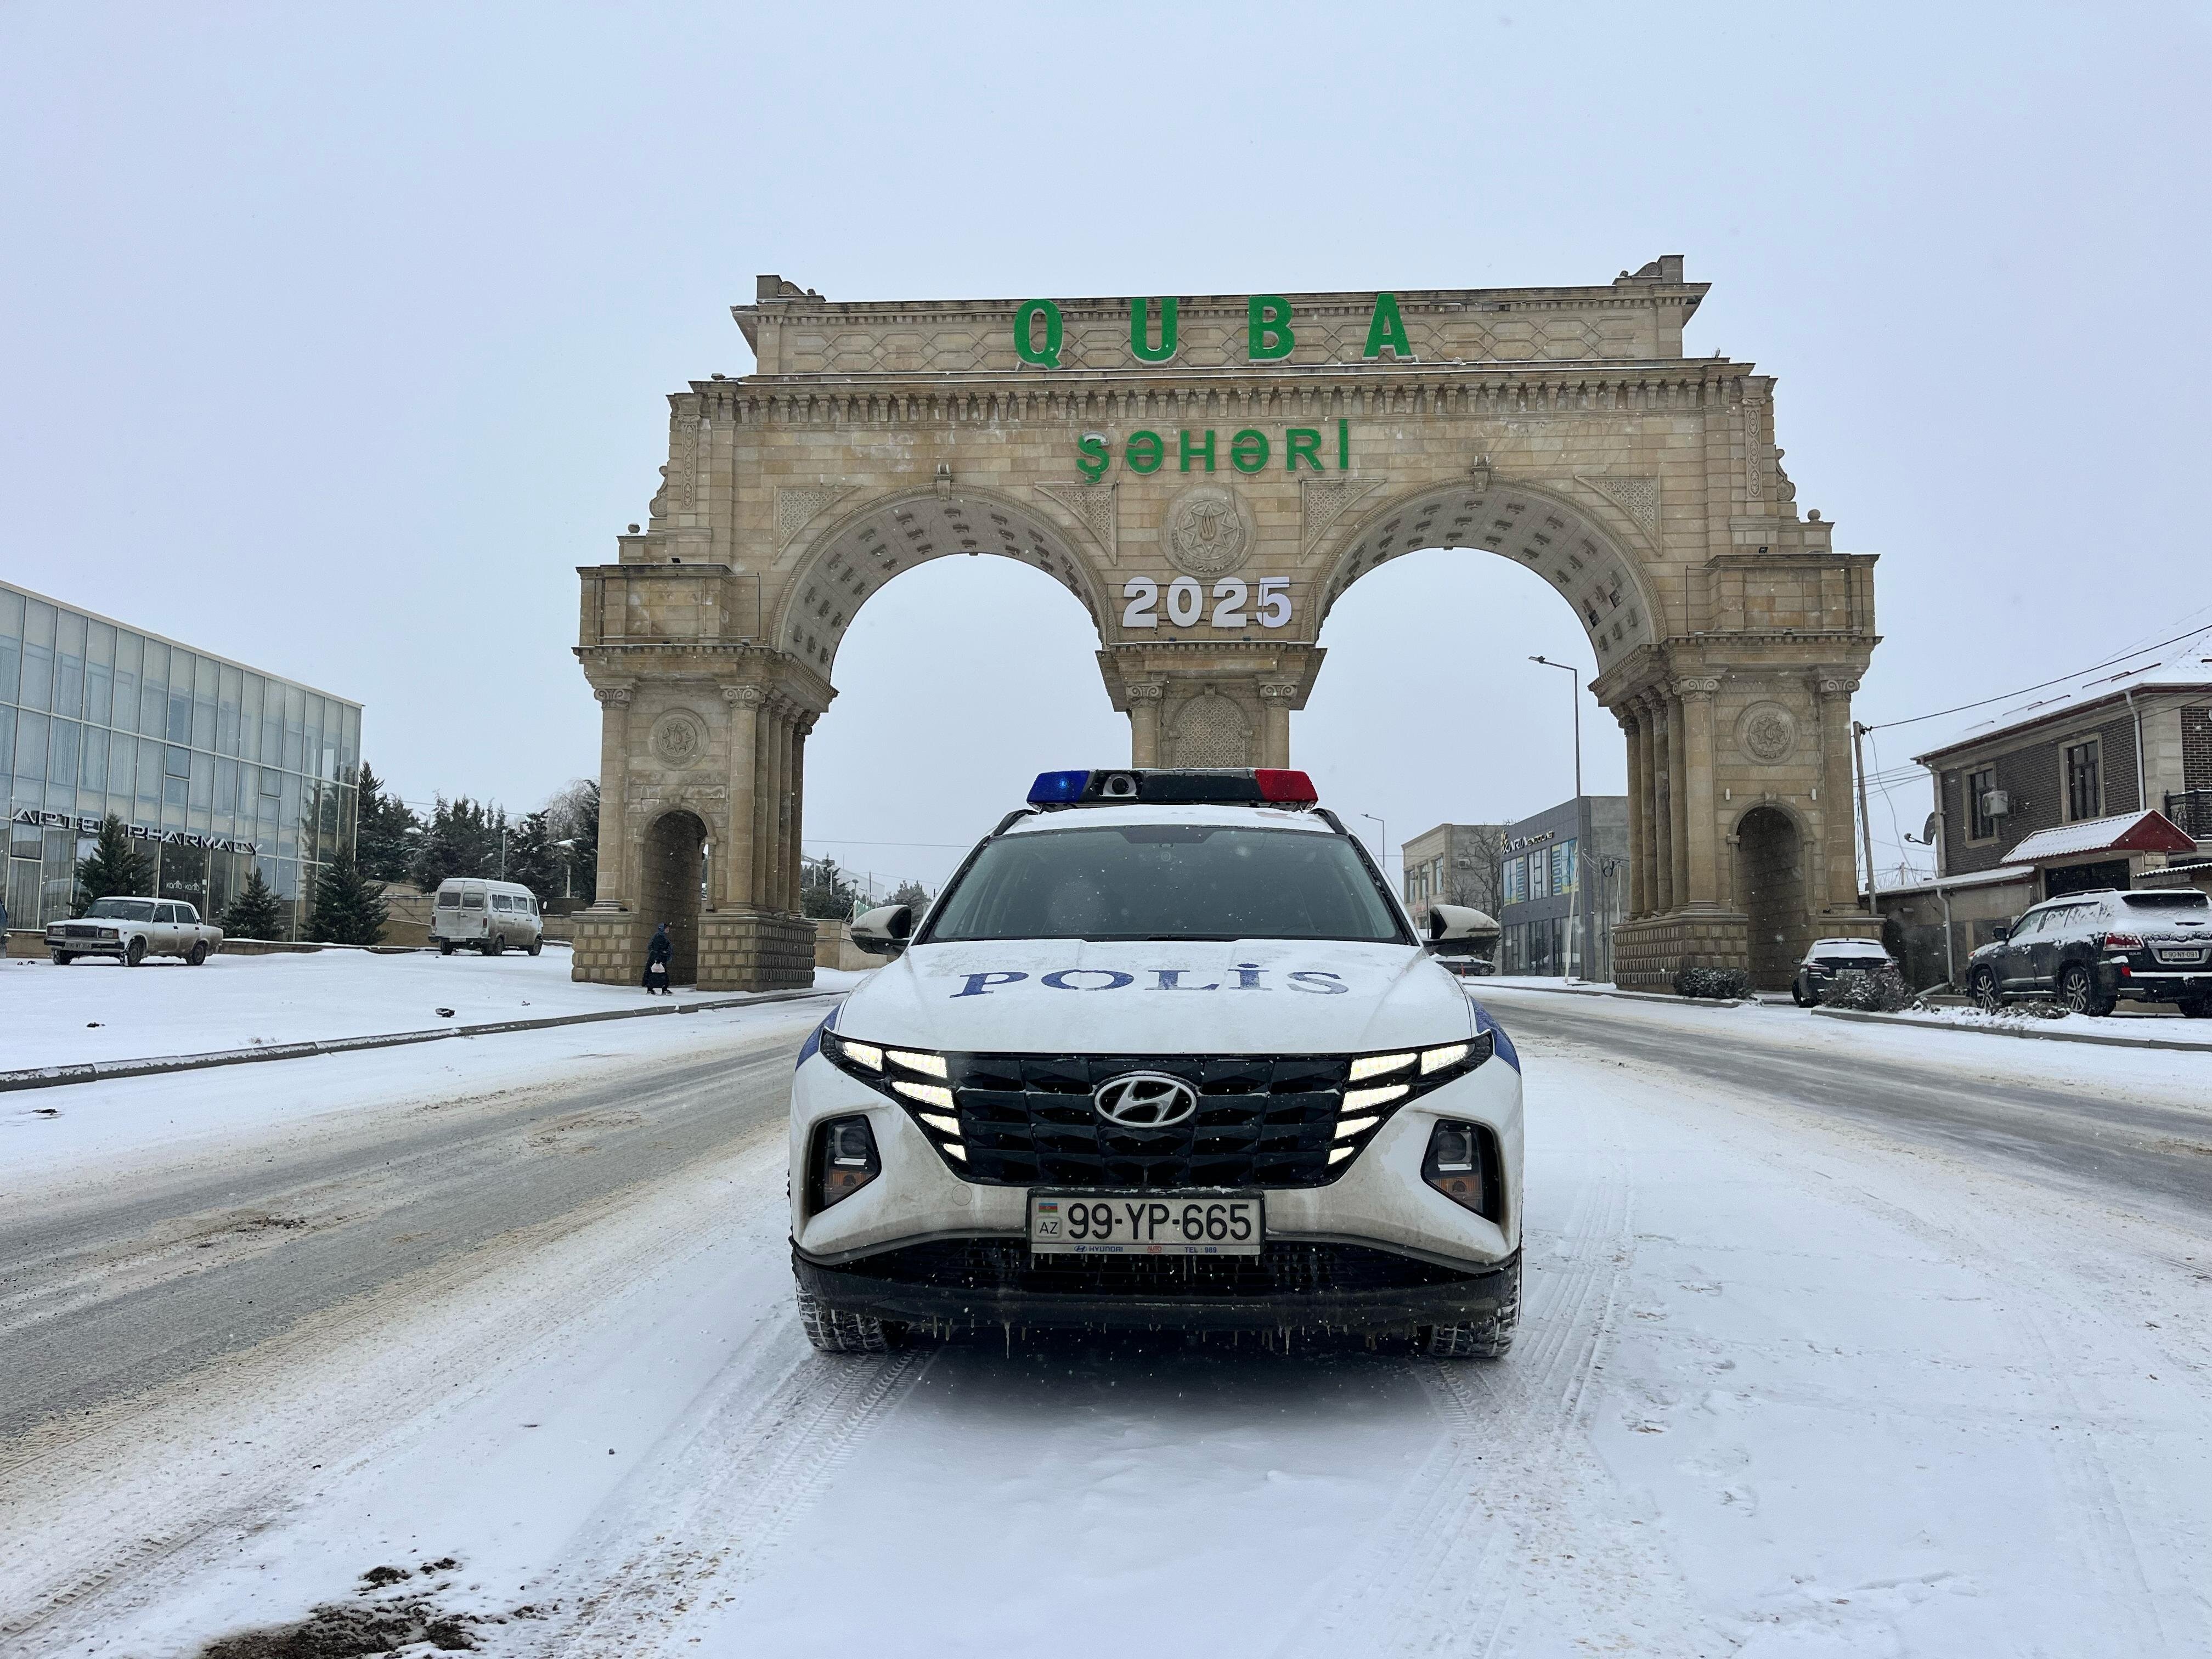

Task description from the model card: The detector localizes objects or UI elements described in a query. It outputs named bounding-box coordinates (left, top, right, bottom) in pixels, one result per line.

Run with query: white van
left=431, top=878, right=544, bottom=956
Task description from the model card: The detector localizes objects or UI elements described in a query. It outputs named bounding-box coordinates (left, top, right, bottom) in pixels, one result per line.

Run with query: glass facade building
left=1, top=579, right=361, bottom=940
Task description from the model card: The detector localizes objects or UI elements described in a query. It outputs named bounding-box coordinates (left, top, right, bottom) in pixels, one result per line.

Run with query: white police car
left=788, top=767, right=1523, bottom=1358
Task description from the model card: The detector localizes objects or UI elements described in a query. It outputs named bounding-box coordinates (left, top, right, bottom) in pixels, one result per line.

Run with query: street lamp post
left=1530, top=656, right=1589, bottom=980
left=1359, top=812, right=1388, bottom=891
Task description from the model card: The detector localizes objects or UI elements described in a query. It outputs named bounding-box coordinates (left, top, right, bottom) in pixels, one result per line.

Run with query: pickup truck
left=47, top=896, right=224, bottom=966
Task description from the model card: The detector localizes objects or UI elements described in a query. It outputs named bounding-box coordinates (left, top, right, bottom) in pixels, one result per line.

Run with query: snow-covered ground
left=5, top=990, right=2208, bottom=1657
left=0, top=945, right=867, bottom=1071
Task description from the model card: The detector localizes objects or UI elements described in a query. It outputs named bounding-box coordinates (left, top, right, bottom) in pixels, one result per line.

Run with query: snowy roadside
left=2, top=1000, right=835, bottom=1205
left=1473, top=983, right=2211, bottom=1109
left=0, top=947, right=867, bottom=1074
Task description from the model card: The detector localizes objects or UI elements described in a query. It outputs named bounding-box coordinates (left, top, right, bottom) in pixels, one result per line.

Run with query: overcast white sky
left=4, top=3, right=2207, bottom=891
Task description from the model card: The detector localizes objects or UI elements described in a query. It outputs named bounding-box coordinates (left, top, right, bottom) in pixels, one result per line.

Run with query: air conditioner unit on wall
left=1981, top=789, right=2011, bottom=818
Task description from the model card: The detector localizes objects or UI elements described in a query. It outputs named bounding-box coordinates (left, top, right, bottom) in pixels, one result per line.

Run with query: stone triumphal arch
left=573, top=258, right=1880, bottom=991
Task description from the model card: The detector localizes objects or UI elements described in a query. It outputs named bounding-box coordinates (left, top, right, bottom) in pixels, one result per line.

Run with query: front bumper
left=794, top=1237, right=1521, bottom=1334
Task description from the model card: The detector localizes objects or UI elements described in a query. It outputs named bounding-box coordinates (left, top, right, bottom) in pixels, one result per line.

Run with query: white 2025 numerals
left=1122, top=576, right=1290, bottom=631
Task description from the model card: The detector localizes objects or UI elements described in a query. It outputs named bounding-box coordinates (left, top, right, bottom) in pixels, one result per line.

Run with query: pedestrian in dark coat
left=642, top=921, right=674, bottom=995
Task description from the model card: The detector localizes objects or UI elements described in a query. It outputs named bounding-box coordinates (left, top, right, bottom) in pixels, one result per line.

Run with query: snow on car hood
left=834, top=938, right=1473, bottom=1056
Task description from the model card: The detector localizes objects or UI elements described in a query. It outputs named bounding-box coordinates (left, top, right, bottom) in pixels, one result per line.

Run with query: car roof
left=1000, top=802, right=1338, bottom=836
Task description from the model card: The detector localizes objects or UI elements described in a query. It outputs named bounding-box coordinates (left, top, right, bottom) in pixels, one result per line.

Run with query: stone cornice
left=678, top=362, right=1760, bottom=432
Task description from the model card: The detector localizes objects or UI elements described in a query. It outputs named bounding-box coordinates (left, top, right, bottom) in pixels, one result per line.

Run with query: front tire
left=1970, top=967, right=2002, bottom=1012
left=125, top=937, right=146, bottom=968
left=1421, top=1260, right=1521, bottom=1361
left=50, top=950, right=70, bottom=966
left=527, top=936, right=543, bottom=957
left=2059, top=963, right=2116, bottom=1017
left=796, top=1286, right=900, bottom=1355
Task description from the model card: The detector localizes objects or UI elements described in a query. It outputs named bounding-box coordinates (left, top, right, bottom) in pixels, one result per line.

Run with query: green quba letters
left=1078, top=421, right=1352, bottom=481
left=1014, top=294, right=1413, bottom=370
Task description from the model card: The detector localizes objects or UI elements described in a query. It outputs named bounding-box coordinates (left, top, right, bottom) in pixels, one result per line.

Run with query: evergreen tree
left=221, top=865, right=286, bottom=940
left=887, top=879, right=932, bottom=912
left=409, top=796, right=506, bottom=892
left=308, top=852, right=389, bottom=945
left=802, top=856, right=861, bottom=919
left=503, top=809, right=563, bottom=903
left=74, top=814, right=153, bottom=913
left=354, top=763, right=422, bottom=883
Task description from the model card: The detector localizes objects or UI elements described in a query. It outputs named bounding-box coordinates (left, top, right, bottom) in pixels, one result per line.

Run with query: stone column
left=786, top=711, right=815, bottom=916
left=590, top=685, right=633, bottom=907
left=1817, top=676, right=1861, bottom=911
left=1635, top=700, right=1660, bottom=915
left=774, top=703, right=798, bottom=912
left=1647, top=691, right=1675, bottom=912
left=1667, top=690, right=1691, bottom=910
left=754, top=696, right=785, bottom=912
left=1677, top=678, right=1722, bottom=905
left=1127, top=681, right=1165, bottom=766
left=1618, top=709, right=1647, bottom=916
left=721, top=685, right=763, bottom=909
left=1258, top=682, right=1299, bottom=769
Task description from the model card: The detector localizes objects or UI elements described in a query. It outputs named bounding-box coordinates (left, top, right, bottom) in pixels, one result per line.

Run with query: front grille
left=844, top=1238, right=1484, bottom=1299
left=934, top=1053, right=1368, bottom=1189
left=62, top=925, right=103, bottom=939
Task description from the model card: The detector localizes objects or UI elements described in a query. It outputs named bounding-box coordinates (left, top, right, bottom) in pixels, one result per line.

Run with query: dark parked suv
left=1964, top=888, right=2212, bottom=1017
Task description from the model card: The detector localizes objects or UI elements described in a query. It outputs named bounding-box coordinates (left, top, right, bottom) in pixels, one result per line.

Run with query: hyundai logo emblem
left=1092, top=1070, right=1199, bottom=1130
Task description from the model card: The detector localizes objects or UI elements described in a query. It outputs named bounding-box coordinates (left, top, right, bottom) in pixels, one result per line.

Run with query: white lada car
left=788, top=766, right=1523, bottom=1359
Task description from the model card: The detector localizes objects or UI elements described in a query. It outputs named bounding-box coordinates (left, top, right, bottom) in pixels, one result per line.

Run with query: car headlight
left=1330, top=1032, right=1494, bottom=1164
left=820, top=1031, right=968, bottom=1163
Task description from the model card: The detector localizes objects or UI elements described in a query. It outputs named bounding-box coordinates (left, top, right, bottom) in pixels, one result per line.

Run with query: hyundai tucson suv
left=786, top=766, right=1523, bottom=1359
left=1964, top=888, right=2212, bottom=1016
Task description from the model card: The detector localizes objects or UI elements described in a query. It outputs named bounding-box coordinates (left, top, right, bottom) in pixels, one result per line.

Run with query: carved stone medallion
left=1736, top=701, right=1798, bottom=765
left=649, top=709, right=710, bottom=770
left=1163, top=484, right=1251, bottom=579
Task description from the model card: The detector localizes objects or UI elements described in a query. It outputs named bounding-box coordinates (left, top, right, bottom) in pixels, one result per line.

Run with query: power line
left=1866, top=619, right=2212, bottom=734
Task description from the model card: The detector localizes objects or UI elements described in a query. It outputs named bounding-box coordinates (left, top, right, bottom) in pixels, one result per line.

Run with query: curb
left=0, top=987, right=839, bottom=1096
left=1809, top=1004, right=2212, bottom=1054
left=1473, top=981, right=1748, bottom=1010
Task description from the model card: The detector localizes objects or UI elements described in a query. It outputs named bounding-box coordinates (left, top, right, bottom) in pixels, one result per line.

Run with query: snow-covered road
left=3, top=994, right=2208, bottom=1656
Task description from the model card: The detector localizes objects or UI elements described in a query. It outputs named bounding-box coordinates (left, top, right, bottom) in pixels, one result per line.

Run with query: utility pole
left=1852, top=720, right=1879, bottom=911
left=1531, top=656, right=1588, bottom=974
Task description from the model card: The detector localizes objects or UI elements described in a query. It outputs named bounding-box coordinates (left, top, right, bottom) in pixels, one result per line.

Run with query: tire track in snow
left=538, top=1333, right=930, bottom=1656
left=1278, top=1075, right=1718, bottom=1658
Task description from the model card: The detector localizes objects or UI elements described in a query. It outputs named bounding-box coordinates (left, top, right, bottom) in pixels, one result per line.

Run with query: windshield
left=83, top=899, right=155, bottom=921
left=922, top=823, right=1409, bottom=944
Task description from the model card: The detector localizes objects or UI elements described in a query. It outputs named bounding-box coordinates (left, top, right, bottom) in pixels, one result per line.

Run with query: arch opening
left=640, top=809, right=709, bottom=985
left=1736, top=804, right=1808, bottom=989
left=799, top=552, right=1126, bottom=897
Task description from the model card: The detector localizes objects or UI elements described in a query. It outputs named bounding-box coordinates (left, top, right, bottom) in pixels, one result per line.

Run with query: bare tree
left=1446, top=826, right=1506, bottom=916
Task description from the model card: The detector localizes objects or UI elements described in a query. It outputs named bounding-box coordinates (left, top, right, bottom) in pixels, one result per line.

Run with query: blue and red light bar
left=1026, top=768, right=1320, bottom=809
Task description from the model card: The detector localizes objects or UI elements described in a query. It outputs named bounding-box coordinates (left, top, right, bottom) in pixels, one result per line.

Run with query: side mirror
left=1990, top=923, right=2011, bottom=941
left=1425, top=904, right=1500, bottom=945
left=850, top=904, right=913, bottom=958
